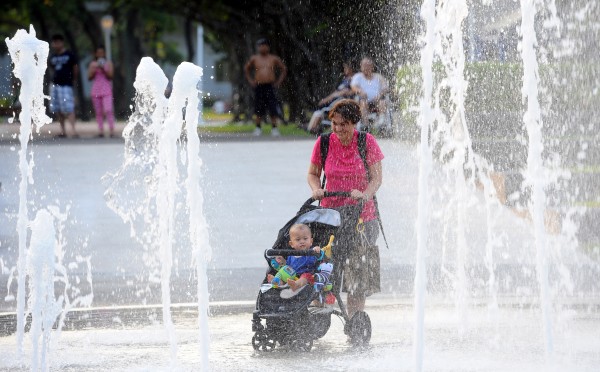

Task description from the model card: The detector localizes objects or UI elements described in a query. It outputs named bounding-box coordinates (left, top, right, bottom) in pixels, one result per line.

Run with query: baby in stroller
left=266, top=223, right=333, bottom=297
left=252, top=193, right=372, bottom=352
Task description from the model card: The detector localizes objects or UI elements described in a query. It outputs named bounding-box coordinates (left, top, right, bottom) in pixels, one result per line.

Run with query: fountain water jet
left=179, top=70, right=212, bottom=370
left=520, top=0, right=554, bottom=355
left=5, top=25, right=52, bottom=357
left=409, top=0, right=597, bottom=368
left=104, top=57, right=210, bottom=368
left=27, top=210, right=62, bottom=372
left=413, top=0, right=436, bottom=370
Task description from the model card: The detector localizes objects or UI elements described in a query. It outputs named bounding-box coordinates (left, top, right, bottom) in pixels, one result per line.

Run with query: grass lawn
left=199, top=122, right=312, bottom=137
left=202, top=110, right=233, bottom=121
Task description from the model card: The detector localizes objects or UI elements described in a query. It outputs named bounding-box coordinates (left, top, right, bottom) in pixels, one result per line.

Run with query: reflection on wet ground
left=1, top=303, right=600, bottom=371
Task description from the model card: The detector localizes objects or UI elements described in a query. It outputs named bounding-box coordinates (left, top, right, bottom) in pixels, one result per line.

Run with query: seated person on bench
left=306, top=62, right=355, bottom=134
left=351, top=57, right=389, bottom=125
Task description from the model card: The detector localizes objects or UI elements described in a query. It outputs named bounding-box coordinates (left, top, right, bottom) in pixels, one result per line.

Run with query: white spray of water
left=520, top=0, right=554, bottom=356
left=105, top=58, right=210, bottom=368
left=103, top=57, right=169, bottom=291
left=413, top=0, right=514, bottom=365
left=27, top=209, right=62, bottom=372
left=157, top=62, right=208, bottom=369
left=414, top=0, right=436, bottom=370
left=434, top=0, right=472, bottom=335
left=156, top=61, right=207, bottom=366
left=50, top=206, right=94, bottom=336
left=134, top=57, right=170, bottom=136
left=5, top=25, right=52, bottom=356
left=175, top=64, right=212, bottom=369
left=154, top=62, right=182, bottom=365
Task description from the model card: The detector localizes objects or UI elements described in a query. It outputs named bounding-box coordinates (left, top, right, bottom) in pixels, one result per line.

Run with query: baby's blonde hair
left=289, top=223, right=311, bottom=236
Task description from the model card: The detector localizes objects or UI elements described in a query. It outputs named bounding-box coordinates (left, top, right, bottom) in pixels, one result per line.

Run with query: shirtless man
left=244, top=39, right=287, bottom=136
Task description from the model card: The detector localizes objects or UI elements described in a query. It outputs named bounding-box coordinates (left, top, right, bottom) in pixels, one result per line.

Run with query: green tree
left=2, top=0, right=420, bottom=121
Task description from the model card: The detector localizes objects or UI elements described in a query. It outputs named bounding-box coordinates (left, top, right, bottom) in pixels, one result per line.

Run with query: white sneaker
left=271, top=127, right=280, bottom=137
left=253, top=127, right=262, bottom=136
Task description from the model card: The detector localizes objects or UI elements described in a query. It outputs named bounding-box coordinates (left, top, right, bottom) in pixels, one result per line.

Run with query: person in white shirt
left=351, top=57, right=389, bottom=125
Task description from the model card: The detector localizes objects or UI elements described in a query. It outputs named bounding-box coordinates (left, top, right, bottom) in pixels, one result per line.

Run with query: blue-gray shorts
left=50, top=84, right=75, bottom=114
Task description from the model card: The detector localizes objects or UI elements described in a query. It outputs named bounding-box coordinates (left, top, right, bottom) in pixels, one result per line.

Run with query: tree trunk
left=113, top=8, right=145, bottom=118
left=184, top=17, right=195, bottom=62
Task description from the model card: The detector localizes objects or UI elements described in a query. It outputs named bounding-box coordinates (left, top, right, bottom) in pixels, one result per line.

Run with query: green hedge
left=395, top=62, right=525, bottom=129
left=395, top=61, right=599, bottom=136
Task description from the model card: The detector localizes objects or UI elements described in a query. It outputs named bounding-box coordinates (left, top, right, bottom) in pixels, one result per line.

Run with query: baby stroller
left=251, top=192, right=372, bottom=352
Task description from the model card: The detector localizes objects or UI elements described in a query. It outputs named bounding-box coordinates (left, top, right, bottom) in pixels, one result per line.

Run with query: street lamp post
left=196, top=24, right=204, bottom=126
left=101, top=15, right=114, bottom=60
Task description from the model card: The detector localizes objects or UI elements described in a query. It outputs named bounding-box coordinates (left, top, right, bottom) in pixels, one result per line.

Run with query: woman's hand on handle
left=312, top=188, right=325, bottom=200
left=350, top=189, right=370, bottom=201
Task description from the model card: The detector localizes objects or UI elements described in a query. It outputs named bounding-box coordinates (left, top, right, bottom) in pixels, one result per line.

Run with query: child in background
left=88, top=45, right=115, bottom=137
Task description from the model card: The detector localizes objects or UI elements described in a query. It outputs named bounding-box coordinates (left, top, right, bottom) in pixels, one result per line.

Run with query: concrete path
left=1, top=129, right=599, bottom=371
left=1, top=130, right=597, bottom=310
left=1, top=302, right=599, bottom=371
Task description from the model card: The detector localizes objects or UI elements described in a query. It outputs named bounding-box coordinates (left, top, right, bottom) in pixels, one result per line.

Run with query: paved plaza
left=0, top=125, right=599, bottom=370
left=0, top=127, right=425, bottom=308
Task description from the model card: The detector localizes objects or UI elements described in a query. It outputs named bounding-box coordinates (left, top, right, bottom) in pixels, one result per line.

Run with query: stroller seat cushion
left=280, top=285, right=308, bottom=299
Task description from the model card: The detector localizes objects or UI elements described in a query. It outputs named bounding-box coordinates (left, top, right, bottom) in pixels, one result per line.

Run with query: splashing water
left=412, top=0, right=600, bottom=369
left=520, top=0, right=553, bottom=356
left=5, top=25, right=52, bottom=357
left=413, top=0, right=436, bottom=370
left=177, top=65, right=212, bottom=370
left=4, top=26, right=94, bottom=370
left=104, top=57, right=211, bottom=368
left=27, top=210, right=62, bottom=372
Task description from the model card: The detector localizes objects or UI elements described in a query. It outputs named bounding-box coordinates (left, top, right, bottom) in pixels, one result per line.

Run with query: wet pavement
left=1, top=302, right=600, bottom=371
left=0, top=134, right=426, bottom=310
left=1, top=126, right=600, bottom=370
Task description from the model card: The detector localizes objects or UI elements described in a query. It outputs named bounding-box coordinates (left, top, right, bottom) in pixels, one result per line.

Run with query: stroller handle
left=302, top=191, right=353, bottom=208
left=265, top=249, right=321, bottom=257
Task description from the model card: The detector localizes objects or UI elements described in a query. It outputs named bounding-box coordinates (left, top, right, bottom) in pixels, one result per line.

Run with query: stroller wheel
left=290, top=338, right=313, bottom=352
left=309, top=311, right=331, bottom=339
left=347, top=311, right=371, bottom=346
left=252, top=330, right=276, bottom=352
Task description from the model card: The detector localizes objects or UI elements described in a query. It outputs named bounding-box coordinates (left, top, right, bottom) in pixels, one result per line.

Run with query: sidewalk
left=0, top=120, right=127, bottom=142
left=0, top=119, right=309, bottom=143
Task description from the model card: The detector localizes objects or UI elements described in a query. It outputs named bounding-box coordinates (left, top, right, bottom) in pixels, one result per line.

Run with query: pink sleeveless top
left=91, top=64, right=113, bottom=97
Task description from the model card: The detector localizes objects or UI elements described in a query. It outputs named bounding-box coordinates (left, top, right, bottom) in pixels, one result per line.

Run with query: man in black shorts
left=244, top=39, right=287, bottom=136
left=49, top=34, right=79, bottom=137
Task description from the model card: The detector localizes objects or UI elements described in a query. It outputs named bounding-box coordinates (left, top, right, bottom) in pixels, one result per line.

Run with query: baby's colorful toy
left=321, top=235, right=335, bottom=259
left=314, top=261, right=335, bottom=304
left=313, top=262, right=333, bottom=291
left=271, top=265, right=298, bottom=288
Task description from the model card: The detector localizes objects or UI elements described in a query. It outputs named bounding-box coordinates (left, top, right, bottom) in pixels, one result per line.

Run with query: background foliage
left=1, top=0, right=420, bottom=120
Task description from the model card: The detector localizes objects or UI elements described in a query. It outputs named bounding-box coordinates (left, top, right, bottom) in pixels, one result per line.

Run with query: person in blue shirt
left=267, top=224, right=322, bottom=291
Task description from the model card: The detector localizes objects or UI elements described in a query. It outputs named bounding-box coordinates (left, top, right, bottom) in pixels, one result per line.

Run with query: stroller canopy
left=296, top=208, right=341, bottom=227
left=272, top=205, right=341, bottom=250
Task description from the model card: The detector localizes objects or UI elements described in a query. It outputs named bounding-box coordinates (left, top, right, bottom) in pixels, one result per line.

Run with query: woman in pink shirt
left=307, top=99, right=384, bottom=320
left=88, top=46, right=115, bottom=137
